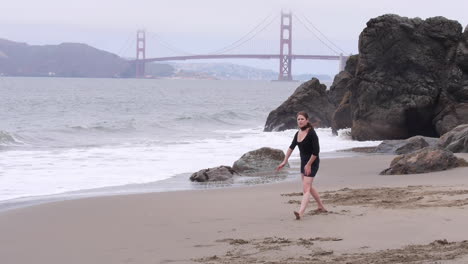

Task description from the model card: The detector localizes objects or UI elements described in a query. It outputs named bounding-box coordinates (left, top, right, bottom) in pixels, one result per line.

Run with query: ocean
left=0, top=77, right=380, bottom=206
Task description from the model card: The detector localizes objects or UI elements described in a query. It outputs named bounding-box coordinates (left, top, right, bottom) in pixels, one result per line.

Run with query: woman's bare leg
left=295, top=176, right=313, bottom=219
left=310, top=183, right=326, bottom=211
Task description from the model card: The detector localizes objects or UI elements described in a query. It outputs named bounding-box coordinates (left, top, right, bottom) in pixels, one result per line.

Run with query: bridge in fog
left=131, top=12, right=349, bottom=81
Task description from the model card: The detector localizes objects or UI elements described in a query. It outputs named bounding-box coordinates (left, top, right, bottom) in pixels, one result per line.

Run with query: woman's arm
left=306, top=155, right=317, bottom=166
left=276, top=147, right=293, bottom=171
left=277, top=132, right=298, bottom=171
left=304, top=155, right=317, bottom=176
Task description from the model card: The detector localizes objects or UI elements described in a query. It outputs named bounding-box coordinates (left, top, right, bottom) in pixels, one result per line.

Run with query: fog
left=2, top=0, right=467, bottom=75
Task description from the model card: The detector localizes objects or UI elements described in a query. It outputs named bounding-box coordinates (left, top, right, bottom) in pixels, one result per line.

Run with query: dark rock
left=374, top=139, right=406, bottom=154
left=331, top=91, right=352, bottom=132
left=434, top=26, right=468, bottom=130
left=329, top=56, right=358, bottom=133
left=190, top=166, right=239, bottom=182
left=395, top=136, right=439, bottom=154
left=455, top=26, right=468, bottom=72
left=438, top=124, right=468, bottom=152
left=328, top=55, right=358, bottom=107
left=232, top=147, right=287, bottom=174
left=264, top=78, right=335, bottom=131
left=380, top=147, right=468, bottom=175
left=375, top=136, right=439, bottom=154
left=434, top=101, right=468, bottom=136
left=348, top=15, right=466, bottom=140
left=344, top=54, right=358, bottom=74
left=328, top=71, right=353, bottom=107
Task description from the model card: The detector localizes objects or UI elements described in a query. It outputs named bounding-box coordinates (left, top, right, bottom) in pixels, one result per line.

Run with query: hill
left=0, top=38, right=131, bottom=78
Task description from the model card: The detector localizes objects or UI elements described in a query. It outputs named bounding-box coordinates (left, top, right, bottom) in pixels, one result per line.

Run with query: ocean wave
left=0, top=131, right=24, bottom=146
left=67, top=122, right=136, bottom=133
left=174, top=110, right=255, bottom=125
left=213, top=110, right=254, bottom=120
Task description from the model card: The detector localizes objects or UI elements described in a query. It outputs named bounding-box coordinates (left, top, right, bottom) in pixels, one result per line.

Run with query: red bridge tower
left=278, top=12, right=292, bottom=81
left=136, top=30, right=146, bottom=78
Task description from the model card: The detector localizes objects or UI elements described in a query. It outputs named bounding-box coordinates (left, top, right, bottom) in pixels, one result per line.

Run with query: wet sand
left=1, top=154, right=468, bottom=264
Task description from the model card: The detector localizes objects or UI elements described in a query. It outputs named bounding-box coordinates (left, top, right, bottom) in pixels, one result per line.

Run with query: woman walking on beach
left=276, top=111, right=326, bottom=220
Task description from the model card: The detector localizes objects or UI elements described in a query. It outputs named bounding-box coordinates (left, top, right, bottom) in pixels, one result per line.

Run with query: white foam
left=0, top=127, right=380, bottom=202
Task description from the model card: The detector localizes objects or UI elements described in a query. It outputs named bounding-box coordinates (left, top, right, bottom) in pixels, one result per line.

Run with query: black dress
left=289, top=128, right=320, bottom=177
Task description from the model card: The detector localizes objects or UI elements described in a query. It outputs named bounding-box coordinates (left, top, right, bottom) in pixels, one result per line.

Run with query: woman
left=276, top=111, right=327, bottom=220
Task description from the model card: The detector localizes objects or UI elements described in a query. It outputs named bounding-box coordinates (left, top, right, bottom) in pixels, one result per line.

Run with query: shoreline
left=0, top=150, right=370, bottom=213
left=1, top=154, right=468, bottom=263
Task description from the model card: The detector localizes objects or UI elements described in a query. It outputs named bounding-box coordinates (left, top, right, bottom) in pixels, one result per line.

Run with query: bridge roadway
left=137, top=54, right=345, bottom=63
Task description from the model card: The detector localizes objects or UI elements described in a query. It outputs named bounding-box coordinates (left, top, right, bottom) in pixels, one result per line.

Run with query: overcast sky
left=2, top=0, right=467, bottom=75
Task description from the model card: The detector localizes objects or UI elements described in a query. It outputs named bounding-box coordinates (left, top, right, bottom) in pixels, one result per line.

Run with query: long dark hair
left=297, top=111, right=313, bottom=131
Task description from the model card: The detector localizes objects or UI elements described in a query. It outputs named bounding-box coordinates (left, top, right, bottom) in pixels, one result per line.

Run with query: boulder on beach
left=380, top=147, right=468, bottom=175
left=264, top=78, right=335, bottom=131
left=190, top=166, right=239, bottom=182
left=438, top=124, right=468, bottom=153
left=394, top=136, right=439, bottom=155
left=374, top=136, right=438, bottom=154
left=232, top=147, right=287, bottom=174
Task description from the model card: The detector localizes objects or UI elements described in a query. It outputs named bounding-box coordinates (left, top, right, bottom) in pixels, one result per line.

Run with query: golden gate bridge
left=129, top=11, right=349, bottom=80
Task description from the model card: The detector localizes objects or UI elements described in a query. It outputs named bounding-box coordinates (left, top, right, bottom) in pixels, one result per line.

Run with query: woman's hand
left=276, top=161, right=286, bottom=172
left=304, top=163, right=312, bottom=176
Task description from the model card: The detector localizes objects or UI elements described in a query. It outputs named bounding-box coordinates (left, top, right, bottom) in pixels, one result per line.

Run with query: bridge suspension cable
left=293, top=14, right=344, bottom=55
left=146, top=32, right=194, bottom=56
left=298, top=13, right=347, bottom=54
left=208, top=13, right=278, bottom=55
left=116, top=33, right=135, bottom=58
left=140, top=13, right=278, bottom=57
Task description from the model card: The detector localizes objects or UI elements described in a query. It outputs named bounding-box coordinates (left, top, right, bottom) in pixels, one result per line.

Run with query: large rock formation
left=264, top=15, right=468, bottom=139
left=380, top=148, right=467, bottom=175
left=232, top=147, right=287, bottom=174
left=438, top=124, right=468, bottom=152
left=264, top=78, right=335, bottom=131
left=348, top=15, right=468, bottom=140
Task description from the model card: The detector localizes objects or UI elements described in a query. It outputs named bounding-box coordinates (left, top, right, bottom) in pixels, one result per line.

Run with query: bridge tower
left=136, top=30, right=146, bottom=78
left=278, top=11, right=292, bottom=81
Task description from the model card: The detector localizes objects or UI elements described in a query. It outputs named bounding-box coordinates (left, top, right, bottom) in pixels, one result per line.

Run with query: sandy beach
left=1, top=154, right=468, bottom=264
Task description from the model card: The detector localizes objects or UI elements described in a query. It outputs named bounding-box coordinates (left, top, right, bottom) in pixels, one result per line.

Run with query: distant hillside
left=168, top=62, right=332, bottom=81
left=0, top=38, right=131, bottom=78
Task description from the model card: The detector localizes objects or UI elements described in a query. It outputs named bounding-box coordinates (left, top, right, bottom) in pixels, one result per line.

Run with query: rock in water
left=328, top=55, right=358, bottom=107
left=232, top=147, right=287, bottom=174
left=330, top=55, right=358, bottom=132
left=264, top=78, right=334, bottom=131
left=380, top=147, right=467, bottom=175
left=190, top=166, right=239, bottom=182
left=438, top=124, right=468, bottom=153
